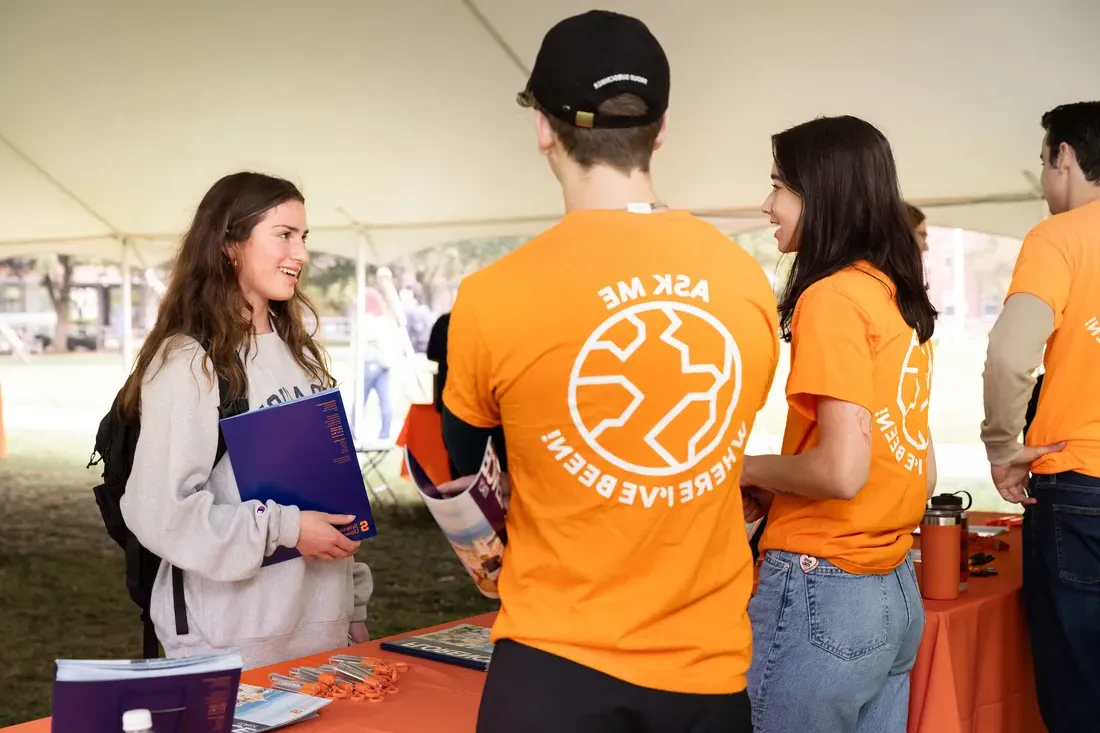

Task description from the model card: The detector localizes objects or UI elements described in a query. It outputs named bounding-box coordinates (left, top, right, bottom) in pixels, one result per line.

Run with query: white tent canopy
left=1, top=0, right=1096, bottom=430
left=4, top=0, right=1096, bottom=261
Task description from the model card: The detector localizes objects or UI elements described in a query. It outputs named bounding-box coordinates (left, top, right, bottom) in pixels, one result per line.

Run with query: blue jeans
left=363, top=361, right=393, bottom=439
left=748, top=551, right=924, bottom=733
left=1024, top=471, right=1100, bottom=733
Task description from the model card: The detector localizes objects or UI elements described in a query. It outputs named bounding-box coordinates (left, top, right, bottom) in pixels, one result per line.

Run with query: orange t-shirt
left=759, top=263, right=933, bottom=574
left=443, top=209, right=778, bottom=694
left=1006, top=199, right=1100, bottom=476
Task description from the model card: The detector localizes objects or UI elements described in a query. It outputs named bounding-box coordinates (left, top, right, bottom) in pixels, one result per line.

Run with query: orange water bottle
left=921, top=507, right=962, bottom=601
left=929, top=491, right=971, bottom=592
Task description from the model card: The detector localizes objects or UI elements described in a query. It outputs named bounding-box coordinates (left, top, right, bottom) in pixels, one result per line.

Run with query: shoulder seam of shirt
left=1018, top=228, right=1075, bottom=276
left=1023, top=226, right=1059, bottom=247
left=809, top=280, right=875, bottom=325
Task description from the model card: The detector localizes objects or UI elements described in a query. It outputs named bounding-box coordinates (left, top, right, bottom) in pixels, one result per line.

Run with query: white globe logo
left=897, top=330, right=933, bottom=450
left=568, top=301, right=742, bottom=477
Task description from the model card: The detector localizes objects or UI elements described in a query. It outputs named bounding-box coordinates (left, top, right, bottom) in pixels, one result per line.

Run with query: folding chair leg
left=360, top=450, right=397, bottom=506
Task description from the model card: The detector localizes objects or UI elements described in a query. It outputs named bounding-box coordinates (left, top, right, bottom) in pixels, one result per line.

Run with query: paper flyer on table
left=379, top=623, right=495, bottom=671
left=231, top=683, right=331, bottom=732
left=404, top=439, right=507, bottom=598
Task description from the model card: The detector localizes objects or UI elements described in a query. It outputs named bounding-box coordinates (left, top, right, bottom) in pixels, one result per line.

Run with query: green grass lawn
left=0, top=427, right=497, bottom=727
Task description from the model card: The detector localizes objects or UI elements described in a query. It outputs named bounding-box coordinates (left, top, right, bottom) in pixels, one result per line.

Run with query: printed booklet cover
left=379, top=623, right=494, bottom=671
left=231, top=684, right=331, bottom=732
left=52, top=652, right=242, bottom=733
left=403, top=438, right=507, bottom=598
left=221, top=387, right=378, bottom=566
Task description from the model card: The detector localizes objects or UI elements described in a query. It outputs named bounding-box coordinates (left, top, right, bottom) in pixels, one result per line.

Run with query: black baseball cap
left=517, top=10, right=670, bottom=130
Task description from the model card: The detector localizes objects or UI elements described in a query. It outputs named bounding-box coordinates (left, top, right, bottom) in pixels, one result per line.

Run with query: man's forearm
left=441, top=406, right=508, bottom=475
left=980, top=294, right=1054, bottom=465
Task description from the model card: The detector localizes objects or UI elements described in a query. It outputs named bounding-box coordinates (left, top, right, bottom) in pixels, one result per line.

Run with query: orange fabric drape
left=906, top=513, right=1045, bottom=733
left=396, top=403, right=452, bottom=486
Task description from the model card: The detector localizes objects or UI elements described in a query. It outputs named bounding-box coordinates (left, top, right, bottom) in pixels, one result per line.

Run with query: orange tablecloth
left=907, top=512, right=1045, bottom=733
left=395, top=403, right=452, bottom=486
left=5, top=613, right=497, bottom=733
left=237, top=612, right=496, bottom=733
left=7, top=515, right=1044, bottom=733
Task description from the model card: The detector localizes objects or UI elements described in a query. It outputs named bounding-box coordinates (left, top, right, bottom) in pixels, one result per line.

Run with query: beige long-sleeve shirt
left=980, top=294, right=1055, bottom=465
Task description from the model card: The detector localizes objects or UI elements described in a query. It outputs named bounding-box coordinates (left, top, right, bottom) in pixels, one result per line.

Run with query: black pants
left=1024, top=472, right=1100, bottom=733
left=476, top=639, right=753, bottom=733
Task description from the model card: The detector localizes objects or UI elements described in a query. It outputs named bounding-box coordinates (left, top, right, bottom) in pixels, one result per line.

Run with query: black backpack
left=88, top=363, right=248, bottom=658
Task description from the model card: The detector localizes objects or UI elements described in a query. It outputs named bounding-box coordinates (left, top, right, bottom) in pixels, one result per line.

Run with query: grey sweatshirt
left=120, top=333, right=373, bottom=669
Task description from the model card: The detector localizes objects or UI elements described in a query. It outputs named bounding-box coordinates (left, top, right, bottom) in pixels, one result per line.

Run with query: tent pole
left=130, top=246, right=166, bottom=295
left=351, top=233, right=368, bottom=443
left=951, top=228, right=966, bottom=341
left=121, top=239, right=134, bottom=373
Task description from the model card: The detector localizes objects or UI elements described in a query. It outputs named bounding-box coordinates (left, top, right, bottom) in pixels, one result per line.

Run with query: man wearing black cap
left=443, top=11, right=778, bottom=731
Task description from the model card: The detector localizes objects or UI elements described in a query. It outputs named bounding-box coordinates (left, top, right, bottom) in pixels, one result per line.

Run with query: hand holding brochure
left=220, top=388, right=378, bottom=566
left=404, top=439, right=507, bottom=598
left=52, top=652, right=242, bottom=733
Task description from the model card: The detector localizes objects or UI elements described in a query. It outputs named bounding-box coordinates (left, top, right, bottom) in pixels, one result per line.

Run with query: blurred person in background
left=905, top=203, right=928, bottom=252
left=400, top=284, right=433, bottom=353
left=905, top=203, right=931, bottom=291
left=425, top=311, right=458, bottom=480
left=361, top=286, right=402, bottom=441
left=426, top=312, right=451, bottom=415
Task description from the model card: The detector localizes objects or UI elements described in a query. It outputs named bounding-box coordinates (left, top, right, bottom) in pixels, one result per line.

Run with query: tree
left=393, top=236, right=527, bottom=310
left=730, top=227, right=789, bottom=292
left=303, top=254, right=358, bottom=315
left=302, top=236, right=529, bottom=315
left=41, top=254, right=75, bottom=350
left=0, top=257, right=35, bottom=276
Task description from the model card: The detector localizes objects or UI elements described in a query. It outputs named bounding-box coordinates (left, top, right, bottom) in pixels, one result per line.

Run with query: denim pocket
left=1053, top=503, right=1100, bottom=587
left=906, top=556, right=920, bottom=591
left=805, top=567, right=889, bottom=661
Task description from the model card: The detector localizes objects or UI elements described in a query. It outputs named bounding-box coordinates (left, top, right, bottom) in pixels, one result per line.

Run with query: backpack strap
left=214, top=371, right=232, bottom=466
left=171, top=353, right=249, bottom=639
left=171, top=566, right=188, bottom=639
left=142, top=616, right=160, bottom=659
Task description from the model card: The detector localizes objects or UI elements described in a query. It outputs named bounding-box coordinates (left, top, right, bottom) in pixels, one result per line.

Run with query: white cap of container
left=122, top=708, right=153, bottom=732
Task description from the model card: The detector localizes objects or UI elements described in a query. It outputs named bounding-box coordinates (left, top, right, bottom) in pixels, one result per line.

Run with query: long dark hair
left=773, top=116, right=937, bottom=343
left=119, top=172, right=334, bottom=419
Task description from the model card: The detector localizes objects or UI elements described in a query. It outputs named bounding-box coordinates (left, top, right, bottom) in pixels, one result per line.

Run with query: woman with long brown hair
left=742, top=116, right=936, bottom=732
left=119, top=172, right=372, bottom=667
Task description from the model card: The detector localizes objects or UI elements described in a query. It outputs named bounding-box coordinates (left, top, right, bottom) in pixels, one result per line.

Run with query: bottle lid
left=931, top=490, right=973, bottom=510
left=930, top=494, right=963, bottom=507
left=122, top=709, right=153, bottom=732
